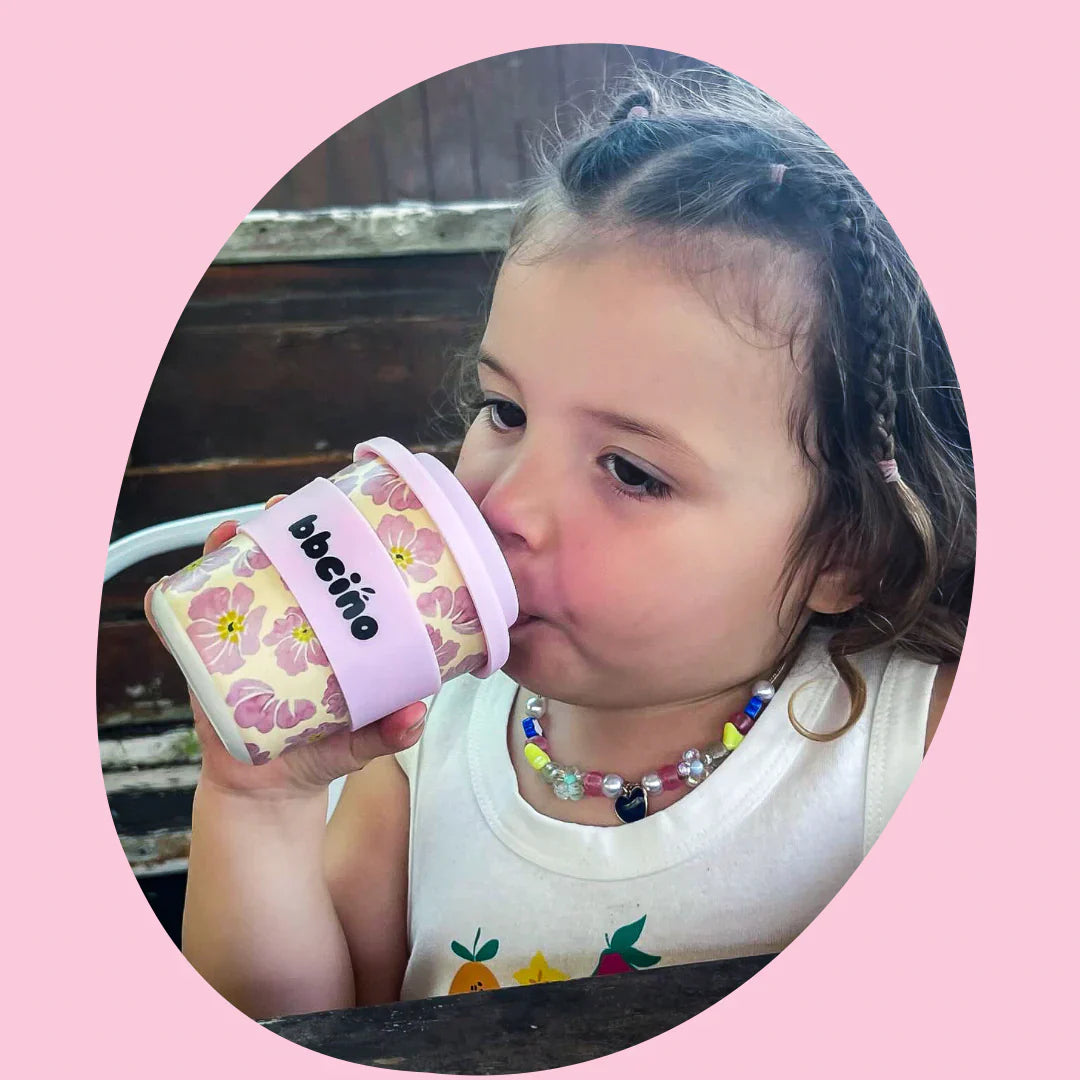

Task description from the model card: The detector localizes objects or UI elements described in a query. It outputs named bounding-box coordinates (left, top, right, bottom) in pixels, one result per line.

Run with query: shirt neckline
left=467, top=629, right=838, bottom=881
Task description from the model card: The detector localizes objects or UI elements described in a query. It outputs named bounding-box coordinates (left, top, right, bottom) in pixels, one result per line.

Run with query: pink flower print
left=417, top=585, right=482, bottom=635
left=244, top=742, right=272, bottom=766
left=425, top=624, right=461, bottom=669
left=185, top=584, right=266, bottom=675
left=361, top=462, right=423, bottom=511
left=441, top=651, right=488, bottom=681
left=233, top=541, right=271, bottom=578
left=331, top=463, right=364, bottom=497
left=377, top=514, right=444, bottom=583
left=166, top=545, right=236, bottom=593
left=283, top=720, right=350, bottom=750
left=322, top=673, right=349, bottom=719
left=262, top=606, right=329, bottom=675
left=226, top=678, right=316, bottom=732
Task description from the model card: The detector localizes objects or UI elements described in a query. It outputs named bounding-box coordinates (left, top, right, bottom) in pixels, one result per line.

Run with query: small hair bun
left=609, top=90, right=654, bottom=125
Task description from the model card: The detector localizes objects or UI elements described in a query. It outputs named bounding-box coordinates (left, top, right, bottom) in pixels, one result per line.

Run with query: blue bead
left=522, top=718, right=539, bottom=738
left=744, top=695, right=764, bottom=719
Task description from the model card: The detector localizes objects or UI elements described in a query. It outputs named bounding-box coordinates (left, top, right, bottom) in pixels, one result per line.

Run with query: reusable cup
left=149, top=436, right=518, bottom=763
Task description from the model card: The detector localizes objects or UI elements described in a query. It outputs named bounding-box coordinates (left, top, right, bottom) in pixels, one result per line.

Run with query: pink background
left=9, top=1, right=1075, bottom=1075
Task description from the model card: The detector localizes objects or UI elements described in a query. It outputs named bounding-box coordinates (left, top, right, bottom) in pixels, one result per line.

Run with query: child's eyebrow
left=477, top=349, right=705, bottom=467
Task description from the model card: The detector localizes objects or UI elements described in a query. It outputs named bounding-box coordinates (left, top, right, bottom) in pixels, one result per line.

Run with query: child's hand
left=143, top=495, right=427, bottom=799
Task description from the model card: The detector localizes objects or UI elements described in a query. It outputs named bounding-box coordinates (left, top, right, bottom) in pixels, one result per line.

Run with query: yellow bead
left=524, top=744, right=551, bottom=770
left=722, top=722, right=744, bottom=751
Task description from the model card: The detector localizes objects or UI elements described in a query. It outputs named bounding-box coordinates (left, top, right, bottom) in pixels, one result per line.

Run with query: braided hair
left=449, top=64, right=975, bottom=739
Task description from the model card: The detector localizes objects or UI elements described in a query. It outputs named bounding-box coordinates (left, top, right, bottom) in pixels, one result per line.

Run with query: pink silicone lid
left=355, top=437, right=518, bottom=678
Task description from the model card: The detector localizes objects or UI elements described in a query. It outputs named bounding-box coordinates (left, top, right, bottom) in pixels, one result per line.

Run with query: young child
left=147, top=67, right=973, bottom=1019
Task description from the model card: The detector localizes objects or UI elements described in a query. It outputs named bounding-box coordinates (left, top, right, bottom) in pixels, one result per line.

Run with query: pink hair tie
left=770, top=162, right=788, bottom=185
left=627, top=104, right=649, bottom=119
left=877, top=458, right=901, bottom=483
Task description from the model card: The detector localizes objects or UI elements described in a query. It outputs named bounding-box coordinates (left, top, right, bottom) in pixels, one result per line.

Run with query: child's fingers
left=203, top=519, right=239, bottom=556
left=291, top=702, right=428, bottom=784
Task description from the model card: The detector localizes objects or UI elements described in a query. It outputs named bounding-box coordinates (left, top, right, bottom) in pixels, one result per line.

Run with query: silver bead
left=601, top=773, right=625, bottom=798
left=686, top=771, right=704, bottom=787
left=642, top=772, right=664, bottom=795
left=568, top=783, right=584, bottom=801
left=526, top=695, right=546, bottom=718
left=682, top=747, right=701, bottom=762
left=677, top=760, right=691, bottom=779
left=751, top=680, right=775, bottom=702
left=553, top=780, right=570, bottom=800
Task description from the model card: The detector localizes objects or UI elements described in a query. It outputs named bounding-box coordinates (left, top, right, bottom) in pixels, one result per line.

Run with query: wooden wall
left=256, top=45, right=704, bottom=209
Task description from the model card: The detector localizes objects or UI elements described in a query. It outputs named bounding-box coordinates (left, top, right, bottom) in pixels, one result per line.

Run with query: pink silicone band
left=356, top=437, right=513, bottom=677
left=239, top=478, right=442, bottom=729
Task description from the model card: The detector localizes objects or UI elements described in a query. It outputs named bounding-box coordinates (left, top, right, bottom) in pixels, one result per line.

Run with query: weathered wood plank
left=214, top=202, right=515, bottom=263
left=179, top=252, right=499, bottom=319
left=104, top=764, right=202, bottom=795
left=469, top=52, right=526, bottom=199
left=131, top=317, right=474, bottom=467
left=426, top=61, right=482, bottom=202
left=121, top=830, right=192, bottom=878
left=261, top=954, right=776, bottom=1072
left=107, top=783, right=196, bottom=835
left=97, top=619, right=192, bottom=715
left=100, top=727, right=201, bottom=771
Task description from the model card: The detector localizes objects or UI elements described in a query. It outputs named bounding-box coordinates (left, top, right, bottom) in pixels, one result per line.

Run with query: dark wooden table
left=261, top=953, right=775, bottom=1072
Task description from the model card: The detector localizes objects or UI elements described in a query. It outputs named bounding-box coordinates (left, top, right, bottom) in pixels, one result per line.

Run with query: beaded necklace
left=518, top=655, right=795, bottom=824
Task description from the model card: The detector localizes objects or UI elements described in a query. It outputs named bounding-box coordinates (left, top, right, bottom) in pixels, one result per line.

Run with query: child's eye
left=473, top=397, right=673, bottom=503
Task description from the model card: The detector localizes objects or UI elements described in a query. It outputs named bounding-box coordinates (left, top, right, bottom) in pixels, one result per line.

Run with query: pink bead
left=583, top=771, right=605, bottom=796
left=659, top=763, right=682, bottom=791
left=526, top=736, right=550, bottom=752
left=735, top=713, right=755, bottom=735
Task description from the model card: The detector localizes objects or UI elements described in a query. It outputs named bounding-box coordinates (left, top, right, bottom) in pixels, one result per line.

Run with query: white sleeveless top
left=391, top=626, right=935, bottom=999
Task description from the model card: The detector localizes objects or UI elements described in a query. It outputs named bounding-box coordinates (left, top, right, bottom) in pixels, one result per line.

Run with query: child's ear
left=806, top=566, right=863, bottom=615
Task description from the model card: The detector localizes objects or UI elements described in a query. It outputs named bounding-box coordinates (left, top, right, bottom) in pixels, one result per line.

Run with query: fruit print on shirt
left=590, top=915, right=661, bottom=975
left=449, top=928, right=501, bottom=993
left=446, top=917, right=661, bottom=994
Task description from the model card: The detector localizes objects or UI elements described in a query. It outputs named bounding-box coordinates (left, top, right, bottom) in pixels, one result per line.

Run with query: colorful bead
left=735, top=713, right=755, bottom=735
left=722, top=722, right=744, bottom=750
left=583, top=771, right=605, bottom=796
left=682, top=748, right=701, bottom=762
left=526, top=735, right=550, bottom=752
left=524, top=744, right=552, bottom=770
left=677, top=760, right=691, bottom=779
left=688, top=758, right=705, bottom=778
left=522, top=717, right=544, bottom=739
left=659, top=763, right=682, bottom=790
left=744, top=695, right=764, bottom=719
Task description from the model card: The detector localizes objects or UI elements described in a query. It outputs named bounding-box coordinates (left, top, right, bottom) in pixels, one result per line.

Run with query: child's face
left=455, top=241, right=828, bottom=705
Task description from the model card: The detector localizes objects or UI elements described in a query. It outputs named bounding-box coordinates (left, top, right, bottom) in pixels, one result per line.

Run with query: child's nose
left=478, top=446, right=558, bottom=553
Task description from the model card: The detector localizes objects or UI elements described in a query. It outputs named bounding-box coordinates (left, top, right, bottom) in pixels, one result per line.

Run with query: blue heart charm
left=614, top=784, right=648, bottom=823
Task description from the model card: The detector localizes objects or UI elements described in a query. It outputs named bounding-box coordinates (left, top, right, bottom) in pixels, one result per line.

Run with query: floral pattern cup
left=150, top=440, right=516, bottom=763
